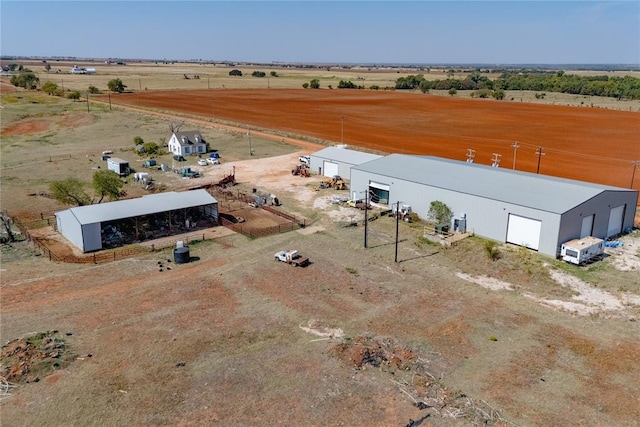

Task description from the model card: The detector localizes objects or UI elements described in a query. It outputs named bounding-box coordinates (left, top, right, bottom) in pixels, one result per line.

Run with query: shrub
left=484, top=241, right=501, bottom=261
left=67, top=90, right=81, bottom=101
left=228, top=69, right=242, bottom=76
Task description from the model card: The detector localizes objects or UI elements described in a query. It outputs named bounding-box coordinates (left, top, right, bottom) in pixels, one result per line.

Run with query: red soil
left=1, top=119, right=49, bottom=136
left=108, top=89, right=640, bottom=189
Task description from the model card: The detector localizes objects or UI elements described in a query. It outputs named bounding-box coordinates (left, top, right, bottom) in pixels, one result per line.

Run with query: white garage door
left=506, top=214, right=541, bottom=250
left=323, top=161, right=339, bottom=177
left=580, top=214, right=594, bottom=238
left=607, top=205, right=625, bottom=237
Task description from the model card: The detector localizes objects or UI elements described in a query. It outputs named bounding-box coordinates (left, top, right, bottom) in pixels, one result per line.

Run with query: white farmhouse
left=168, top=131, right=208, bottom=157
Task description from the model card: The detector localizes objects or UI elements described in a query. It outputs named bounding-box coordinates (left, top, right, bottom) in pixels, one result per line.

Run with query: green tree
left=10, top=71, right=39, bottom=90
left=270, top=71, right=278, bottom=77
left=142, top=141, right=160, bottom=155
left=133, top=136, right=144, bottom=146
left=309, top=79, right=320, bottom=89
left=93, top=170, right=124, bottom=203
left=88, top=85, right=100, bottom=94
left=50, top=177, right=91, bottom=206
left=42, top=81, right=58, bottom=95
left=448, top=88, right=457, bottom=96
left=251, top=70, right=266, bottom=77
left=338, top=80, right=357, bottom=89
left=492, top=89, right=505, bottom=100
left=67, top=90, right=81, bottom=101
left=302, top=82, right=309, bottom=89
left=228, top=69, right=242, bottom=76
left=427, top=201, right=452, bottom=225
left=107, top=78, right=126, bottom=93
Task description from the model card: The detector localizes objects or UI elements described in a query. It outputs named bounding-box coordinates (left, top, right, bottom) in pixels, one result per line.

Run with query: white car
left=197, top=159, right=208, bottom=166
left=299, top=155, right=310, bottom=165
left=206, top=158, right=220, bottom=165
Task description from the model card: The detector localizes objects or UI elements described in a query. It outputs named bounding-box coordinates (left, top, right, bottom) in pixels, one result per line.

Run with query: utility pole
left=86, top=92, right=90, bottom=113
left=511, top=141, right=520, bottom=169
left=466, top=149, right=475, bottom=163
left=108, top=92, right=112, bottom=111
left=535, top=146, right=545, bottom=174
left=341, top=115, right=345, bottom=144
left=364, top=188, right=369, bottom=248
left=248, top=128, right=253, bottom=156
left=491, top=153, right=501, bottom=168
left=631, top=160, right=640, bottom=189
left=395, top=201, right=400, bottom=263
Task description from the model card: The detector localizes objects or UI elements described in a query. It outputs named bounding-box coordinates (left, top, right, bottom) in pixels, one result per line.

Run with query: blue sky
left=2, top=1, right=638, bottom=64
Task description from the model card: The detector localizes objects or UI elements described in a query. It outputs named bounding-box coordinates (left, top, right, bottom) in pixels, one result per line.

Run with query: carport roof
left=312, top=146, right=382, bottom=165
left=57, top=190, right=218, bottom=225
left=353, top=155, right=636, bottom=214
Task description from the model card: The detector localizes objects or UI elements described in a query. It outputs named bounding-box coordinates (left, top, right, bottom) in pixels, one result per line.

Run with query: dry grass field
left=1, top=65, right=640, bottom=426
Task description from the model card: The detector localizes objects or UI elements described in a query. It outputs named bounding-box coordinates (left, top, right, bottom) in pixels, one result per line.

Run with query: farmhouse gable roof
left=173, top=131, right=206, bottom=147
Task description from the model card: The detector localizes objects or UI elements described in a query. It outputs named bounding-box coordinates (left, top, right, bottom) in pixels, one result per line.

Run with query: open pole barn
left=350, top=155, right=638, bottom=257
left=55, top=190, right=218, bottom=253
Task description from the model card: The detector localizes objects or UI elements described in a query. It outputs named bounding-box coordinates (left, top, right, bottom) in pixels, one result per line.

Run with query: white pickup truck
left=274, top=250, right=310, bottom=267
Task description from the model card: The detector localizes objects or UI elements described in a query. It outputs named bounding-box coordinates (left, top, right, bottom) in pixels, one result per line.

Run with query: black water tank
left=173, top=247, right=190, bottom=264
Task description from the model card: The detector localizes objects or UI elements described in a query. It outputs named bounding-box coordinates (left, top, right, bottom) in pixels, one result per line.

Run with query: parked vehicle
left=299, top=155, right=310, bottom=165
left=207, top=158, right=220, bottom=165
left=274, top=250, right=310, bottom=267
left=107, top=157, right=130, bottom=176
left=197, top=159, right=208, bottom=166
left=348, top=199, right=371, bottom=210
left=178, top=166, right=201, bottom=178
left=561, top=236, right=605, bottom=265
left=173, top=155, right=186, bottom=162
left=209, top=152, right=220, bottom=159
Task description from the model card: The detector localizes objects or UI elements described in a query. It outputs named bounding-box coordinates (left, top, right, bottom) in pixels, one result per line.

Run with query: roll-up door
left=580, top=214, right=594, bottom=238
left=506, top=214, right=541, bottom=250
left=323, top=161, right=339, bottom=177
left=607, top=205, right=625, bottom=237
left=368, top=182, right=390, bottom=204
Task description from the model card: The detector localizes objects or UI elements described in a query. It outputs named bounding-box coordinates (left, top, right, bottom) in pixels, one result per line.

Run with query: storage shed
left=309, top=146, right=381, bottom=179
left=350, top=155, right=638, bottom=257
left=55, top=190, right=218, bottom=253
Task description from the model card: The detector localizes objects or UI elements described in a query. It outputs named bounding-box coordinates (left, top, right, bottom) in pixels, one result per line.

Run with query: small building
left=309, top=146, right=382, bottom=179
left=350, top=155, right=638, bottom=258
left=55, top=190, right=219, bottom=253
left=168, top=131, right=207, bottom=157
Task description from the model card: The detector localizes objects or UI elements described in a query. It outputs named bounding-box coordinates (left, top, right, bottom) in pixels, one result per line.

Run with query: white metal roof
left=352, top=154, right=636, bottom=214
left=312, top=146, right=382, bottom=165
left=57, top=190, right=217, bottom=225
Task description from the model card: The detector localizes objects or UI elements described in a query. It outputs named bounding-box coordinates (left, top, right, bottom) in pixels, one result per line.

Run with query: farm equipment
left=178, top=166, right=201, bottom=178
left=274, top=250, right=310, bottom=267
left=292, top=164, right=310, bottom=177
left=348, top=199, right=371, bottom=210
left=391, top=203, right=413, bottom=222
left=143, top=159, right=157, bottom=168
left=319, top=175, right=346, bottom=190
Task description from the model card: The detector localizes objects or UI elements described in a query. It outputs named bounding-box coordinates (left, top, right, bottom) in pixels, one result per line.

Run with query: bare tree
left=168, top=120, right=184, bottom=134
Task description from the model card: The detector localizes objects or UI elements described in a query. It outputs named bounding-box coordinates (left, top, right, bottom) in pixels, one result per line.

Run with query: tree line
left=395, top=70, right=640, bottom=100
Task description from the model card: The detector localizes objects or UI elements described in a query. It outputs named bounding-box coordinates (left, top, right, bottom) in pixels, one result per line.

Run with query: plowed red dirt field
left=110, top=89, right=640, bottom=189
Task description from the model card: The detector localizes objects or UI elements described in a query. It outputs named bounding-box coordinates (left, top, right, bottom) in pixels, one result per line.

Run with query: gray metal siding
left=55, top=209, right=84, bottom=252
left=82, top=222, right=102, bottom=252
left=559, top=190, right=638, bottom=245
left=352, top=169, right=562, bottom=257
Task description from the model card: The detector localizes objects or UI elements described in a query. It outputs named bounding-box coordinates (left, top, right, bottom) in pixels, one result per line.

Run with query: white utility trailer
left=107, top=157, right=130, bottom=176
left=560, top=236, right=605, bottom=265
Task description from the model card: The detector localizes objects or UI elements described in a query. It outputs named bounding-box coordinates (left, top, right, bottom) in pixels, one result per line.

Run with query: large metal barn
left=350, top=155, right=638, bottom=257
